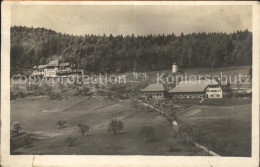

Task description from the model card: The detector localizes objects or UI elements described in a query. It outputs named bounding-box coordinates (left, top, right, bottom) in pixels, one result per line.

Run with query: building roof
left=46, top=60, right=59, bottom=67
left=141, top=83, right=165, bottom=92
left=168, top=79, right=219, bottom=93
left=59, top=62, right=70, bottom=67
left=38, top=65, right=47, bottom=69
left=34, top=60, right=71, bottom=70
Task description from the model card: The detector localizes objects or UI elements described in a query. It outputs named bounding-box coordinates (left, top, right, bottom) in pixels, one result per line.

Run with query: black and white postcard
left=1, top=1, right=260, bottom=167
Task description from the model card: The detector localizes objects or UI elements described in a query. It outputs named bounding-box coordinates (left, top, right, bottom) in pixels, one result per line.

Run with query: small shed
left=172, top=62, right=178, bottom=73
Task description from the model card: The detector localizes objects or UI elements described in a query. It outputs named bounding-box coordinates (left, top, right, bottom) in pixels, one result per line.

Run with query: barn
left=168, top=79, right=222, bottom=99
left=140, top=83, right=166, bottom=99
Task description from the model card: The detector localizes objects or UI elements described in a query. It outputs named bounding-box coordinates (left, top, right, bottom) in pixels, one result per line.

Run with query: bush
left=166, top=117, right=173, bottom=126
left=108, top=119, right=124, bottom=135
left=78, top=124, right=90, bottom=136
left=140, top=126, right=155, bottom=142
left=49, top=91, right=63, bottom=100
left=65, top=137, right=77, bottom=147
left=56, top=120, right=67, bottom=129
left=12, top=122, right=22, bottom=134
left=10, top=91, right=17, bottom=100
left=18, top=92, right=26, bottom=98
left=58, top=83, right=67, bottom=93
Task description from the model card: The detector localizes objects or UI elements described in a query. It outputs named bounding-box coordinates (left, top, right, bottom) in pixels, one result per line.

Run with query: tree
left=166, top=117, right=173, bottom=126
left=140, top=126, right=155, bottom=142
left=222, top=82, right=232, bottom=98
left=65, top=137, right=77, bottom=147
left=12, top=122, right=22, bottom=134
left=108, top=119, right=124, bottom=135
left=78, top=123, right=90, bottom=136
left=82, top=86, right=90, bottom=96
left=56, top=120, right=67, bottom=129
left=10, top=26, right=252, bottom=74
left=58, top=83, right=66, bottom=93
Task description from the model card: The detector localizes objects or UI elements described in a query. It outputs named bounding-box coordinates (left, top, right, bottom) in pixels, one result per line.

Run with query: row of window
left=45, top=69, right=58, bottom=72
left=144, top=93, right=163, bottom=97
left=207, top=90, right=222, bottom=92
left=209, top=94, right=221, bottom=97
left=173, top=95, right=203, bottom=98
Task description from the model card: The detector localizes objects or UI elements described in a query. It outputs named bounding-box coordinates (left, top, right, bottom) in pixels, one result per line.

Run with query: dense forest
left=11, top=26, right=252, bottom=74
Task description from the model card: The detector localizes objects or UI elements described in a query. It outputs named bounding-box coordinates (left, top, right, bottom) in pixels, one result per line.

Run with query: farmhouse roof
left=141, top=83, right=165, bottom=92
left=38, top=65, right=47, bottom=69
left=168, top=79, right=218, bottom=93
left=46, top=60, right=59, bottom=67
left=59, top=62, right=70, bottom=67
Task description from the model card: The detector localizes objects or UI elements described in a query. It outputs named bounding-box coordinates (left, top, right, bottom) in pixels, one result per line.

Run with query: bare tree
left=65, top=137, right=77, bottom=147
left=56, top=120, right=67, bottom=129
left=140, top=126, right=155, bottom=142
left=78, top=124, right=90, bottom=136
left=108, top=119, right=124, bottom=135
left=12, top=122, right=22, bottom=135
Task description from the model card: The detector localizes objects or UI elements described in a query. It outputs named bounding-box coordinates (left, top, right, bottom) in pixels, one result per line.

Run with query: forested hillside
left=11, top=26, right=252, bottom=74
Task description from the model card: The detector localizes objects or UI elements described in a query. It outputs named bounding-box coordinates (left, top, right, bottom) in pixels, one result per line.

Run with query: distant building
left=32, top=59, right=83, bottom=77
left=33, top=65, right=46, bottom=76
left=168, top=79, right=222, bottom=98
left=140, top=83, right=166, bottom=99
left=172, top=62, right=178, bottom=73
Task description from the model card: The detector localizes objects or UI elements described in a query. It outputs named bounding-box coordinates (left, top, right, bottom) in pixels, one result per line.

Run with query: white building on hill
left=32, top=60, right=83, bottom=77
left=168, top=79, right=222, bottom=98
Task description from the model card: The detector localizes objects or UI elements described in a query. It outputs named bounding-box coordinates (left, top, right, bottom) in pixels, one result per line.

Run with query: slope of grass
left=11, top=96, right=207, bottom=155
left=180, top=104, right=251, bottom=157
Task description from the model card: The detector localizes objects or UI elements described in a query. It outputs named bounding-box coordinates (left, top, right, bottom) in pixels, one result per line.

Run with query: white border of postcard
left=1, top=1, right=260, bottom=167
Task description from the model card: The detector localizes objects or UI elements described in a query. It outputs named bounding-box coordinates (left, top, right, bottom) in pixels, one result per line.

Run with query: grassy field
left=180, top=98, right=252, bottom=157
left=11, top=95, right=207, bottom=155
left=10, top=66, right=252, bottom=156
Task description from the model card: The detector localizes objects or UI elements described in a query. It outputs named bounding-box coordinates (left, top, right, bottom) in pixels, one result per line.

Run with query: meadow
left=10, top=66, right=252, bottom=156
left=11, top=95, right=207, bottom=155
left=179, top=98, right=252, bottom=157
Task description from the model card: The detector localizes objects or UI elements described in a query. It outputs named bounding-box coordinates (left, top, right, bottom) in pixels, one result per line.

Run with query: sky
left=11, top=5, right=252, bottom=36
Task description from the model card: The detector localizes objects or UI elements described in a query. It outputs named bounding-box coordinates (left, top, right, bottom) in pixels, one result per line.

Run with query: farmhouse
left=32, top=59, right=83, bottom=77
left=168, top=79, right=222, bottom=99
left=140, top=83, right=166, bottom=99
